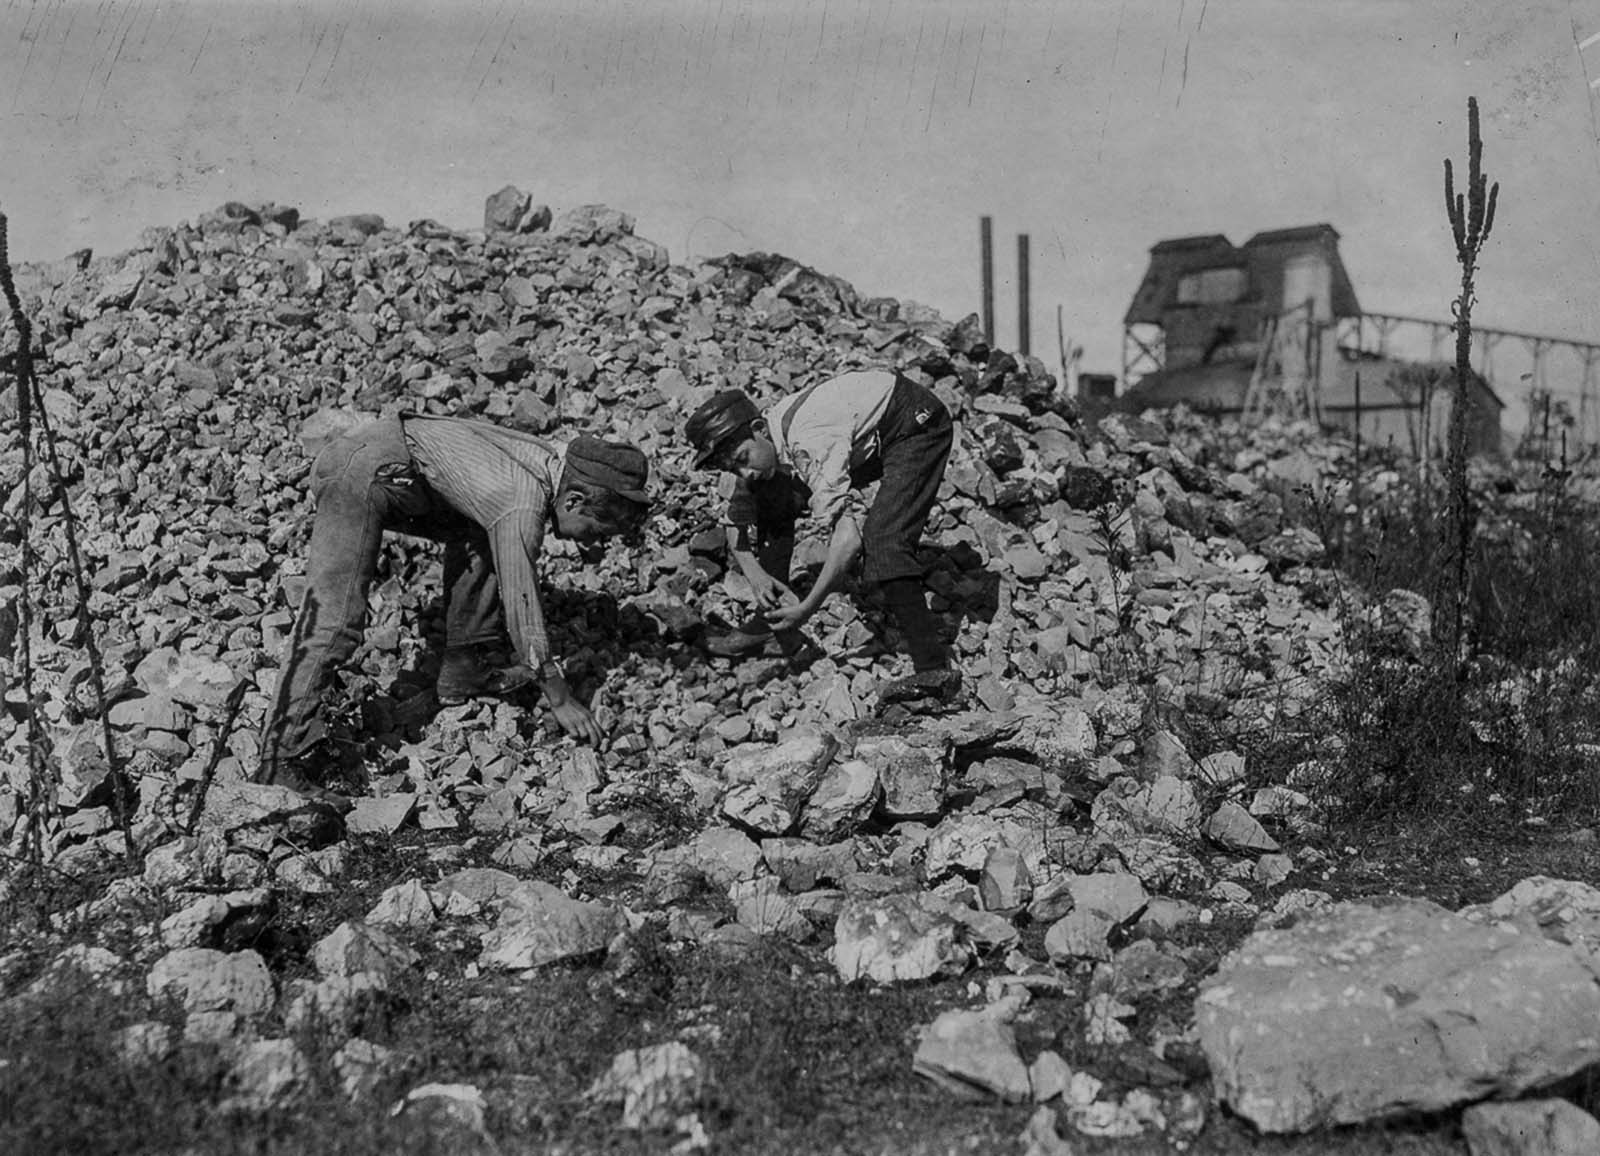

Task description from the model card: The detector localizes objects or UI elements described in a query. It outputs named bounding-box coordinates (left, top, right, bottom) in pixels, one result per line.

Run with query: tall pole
left=980, top=216, right=995, bottom=346
left=1018, top=233, right=1031, bottom=356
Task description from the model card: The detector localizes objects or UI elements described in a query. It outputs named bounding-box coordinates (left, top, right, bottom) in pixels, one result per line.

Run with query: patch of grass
left=1218, top=442, right=1600, bottom=838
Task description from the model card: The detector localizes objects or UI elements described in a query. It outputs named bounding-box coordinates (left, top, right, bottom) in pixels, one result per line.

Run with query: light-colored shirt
left=762, top=369, right=896, bottom=536
left=400, top=416, right=567, bottom=668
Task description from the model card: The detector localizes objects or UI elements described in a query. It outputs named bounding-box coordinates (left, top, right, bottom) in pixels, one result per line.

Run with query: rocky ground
left=1, top=189, right=1599, bottom=1155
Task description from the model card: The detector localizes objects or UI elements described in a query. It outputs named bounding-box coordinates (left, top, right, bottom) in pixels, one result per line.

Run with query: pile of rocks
left=0, top=187, right=1349, bottom=869
left=3, top=190, right=1593, bottom=1152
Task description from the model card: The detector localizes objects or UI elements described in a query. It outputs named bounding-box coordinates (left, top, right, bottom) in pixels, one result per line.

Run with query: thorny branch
left=1, top=211, right=138, bottom=870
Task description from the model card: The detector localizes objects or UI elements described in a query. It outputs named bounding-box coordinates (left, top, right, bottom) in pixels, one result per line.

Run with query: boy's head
left=686, top=390, right=778, bottom=481
left=556, top=436, right=650, bottom=543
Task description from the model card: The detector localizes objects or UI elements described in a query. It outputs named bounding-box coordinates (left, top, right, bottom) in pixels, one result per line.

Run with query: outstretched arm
left=537, top=664, right=604, bottom=745
left=727, top=525, right=796, bottom=609
left=492, top=511, right=604, bottom=744
left=763, top=515, right=860, bottom=631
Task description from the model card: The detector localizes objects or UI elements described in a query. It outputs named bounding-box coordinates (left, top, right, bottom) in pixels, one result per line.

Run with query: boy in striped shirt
left=258, top=414, right=649, bottom=808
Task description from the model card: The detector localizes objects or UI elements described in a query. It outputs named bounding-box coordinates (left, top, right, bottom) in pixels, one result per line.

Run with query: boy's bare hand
left=749, top=570, right=797, bottom=609
left=551, top=699, right=604, bottom=745
left=763, top=602, right=812, bottom=632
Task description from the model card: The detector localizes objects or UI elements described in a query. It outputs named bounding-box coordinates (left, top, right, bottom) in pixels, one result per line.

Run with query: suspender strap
left=777, top=370, right=912, bottom=445
left=778, top=377, right=831, bottom=445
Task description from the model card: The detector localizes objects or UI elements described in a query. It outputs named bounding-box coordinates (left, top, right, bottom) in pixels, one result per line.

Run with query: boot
left=436, top=645, right=538, bottom=705
left=880, top=578, right=951, bottom=669
left=702, top=612, right=802, bottom=660
left=257, top=746, right=355, bottom=814
left=877, top=667, right=963, bottom=708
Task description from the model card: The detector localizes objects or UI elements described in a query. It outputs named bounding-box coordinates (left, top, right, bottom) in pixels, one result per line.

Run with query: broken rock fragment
left=133, top=647, right=240, bottom=708
left=478, top=881, right=624, bottom=970
left=1092, top=774, right=1202, bottom=838
left=197, top=782, right=344, bottom=851
left=1027, top=1050, right=1074, bottom=1103
left=158, top=888, right=272, bottom=950
left=1043, top=874, right=1149, bottom=962
left=979, top=845, right=1033, bottom=916
left=924, top=813, right=1009, bottom=880
left=1004, top=703, right=1098, bottom=765
left=686, top=826, right=764, bottom=888
left=730, top=877, right=813, bottom=940
left=1019, top=1106, right=1078, bottom=1156
left=1460, top=875, right=1600, bottom=960
left=366, top=879, right=438, bottom=930
left=1140, top=730, right=1197, bottom=779
left=760, top=837, right=858, bottom=892
left=283, top=972, right=390, bottom=1035
left=800, top=758, right=880, bottom=842
left=586, top=1041, right=708, bottom=1130
left=922, top=892, right=1021, bottom=954
left=312, top=921, right=420, bottom=983
left=1460, top=1098, right=1600, bottom=1156
left=221, top=1038, right=311, bottom=1112
left=334, top=1038, right=406, bottom=1102
left=1097, top=938, right=1189, bottom=1001
left=912, top=1006, right=1031, bottom=1102
left=23, top=945, right=131, bottom=1003
left=1203, top=800, right=1280, bottom=853
left=346, top=793, right=417, bottom=836
left=147, top=947, right=275, bottom=1017
left=853, top=730, right=950, bottom=820
left=719, top=730, right=839, bottom=834
left=392, top=1083, right=496, bottom=1152
left=829, top=893, right=972, bottom=984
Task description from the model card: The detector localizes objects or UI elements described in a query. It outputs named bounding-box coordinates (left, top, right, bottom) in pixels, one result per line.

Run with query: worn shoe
left=704, top=626, right=780, bottom=659
left=257, top=750, right=355, bottom=814
left=877, top=668, right=963, bottom=707
left=436, top=646, right=538, bottom=705
left=702, top=613, right=813, bottom=662
left=702, top=612, right=775, bottom=657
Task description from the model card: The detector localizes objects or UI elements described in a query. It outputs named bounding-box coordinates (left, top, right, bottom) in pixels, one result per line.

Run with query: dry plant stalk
left=1439, top=96, right=1499, bottom=680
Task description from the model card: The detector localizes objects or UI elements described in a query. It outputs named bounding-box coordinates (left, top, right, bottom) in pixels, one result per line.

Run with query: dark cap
left=562, top=435, right=650, bottom=503
left=686, top=390, right=761, bottom=469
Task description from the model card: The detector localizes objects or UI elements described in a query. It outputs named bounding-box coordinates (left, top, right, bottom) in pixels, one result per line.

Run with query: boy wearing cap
left=686, top=369, right=958, bottom=699
left=258, top=413, right=650, bottom=807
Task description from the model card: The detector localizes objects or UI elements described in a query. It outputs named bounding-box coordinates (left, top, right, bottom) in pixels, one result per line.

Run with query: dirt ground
left=8, top=814, right=1591, bottom=1156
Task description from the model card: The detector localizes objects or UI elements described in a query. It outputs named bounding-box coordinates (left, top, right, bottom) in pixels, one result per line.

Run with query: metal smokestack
left=1018, top=233, right=1031, bottom=356
left=980, top=216, right=995, bottom=346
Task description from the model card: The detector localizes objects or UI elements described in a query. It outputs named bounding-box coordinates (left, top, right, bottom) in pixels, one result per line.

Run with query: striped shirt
left=400, top=415, right=567, bottom=669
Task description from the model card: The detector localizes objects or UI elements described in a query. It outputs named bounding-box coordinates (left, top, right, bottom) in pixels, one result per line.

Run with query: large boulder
left=1196, top=898, right=1600, bottom=1133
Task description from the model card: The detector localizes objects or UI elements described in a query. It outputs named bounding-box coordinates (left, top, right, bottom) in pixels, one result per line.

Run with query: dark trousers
left=259, top=417, right=502, bottom=770
left=859, top=377, right=954, bottom=584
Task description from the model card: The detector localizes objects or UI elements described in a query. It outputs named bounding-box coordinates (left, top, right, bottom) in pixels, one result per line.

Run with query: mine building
left=1118, top=223, right=1504, bottom=457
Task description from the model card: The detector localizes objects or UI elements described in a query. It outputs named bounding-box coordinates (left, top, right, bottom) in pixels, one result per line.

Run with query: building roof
left=1123, top=223, right=1362, bottom=326
left=1124, top=234, right=1242, bottom=326
left=1244, top=224, right=1345, bottom=247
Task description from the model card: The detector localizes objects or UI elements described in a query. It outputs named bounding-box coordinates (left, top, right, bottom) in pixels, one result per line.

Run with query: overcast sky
left=5, top=0, right=1599, bottom=427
